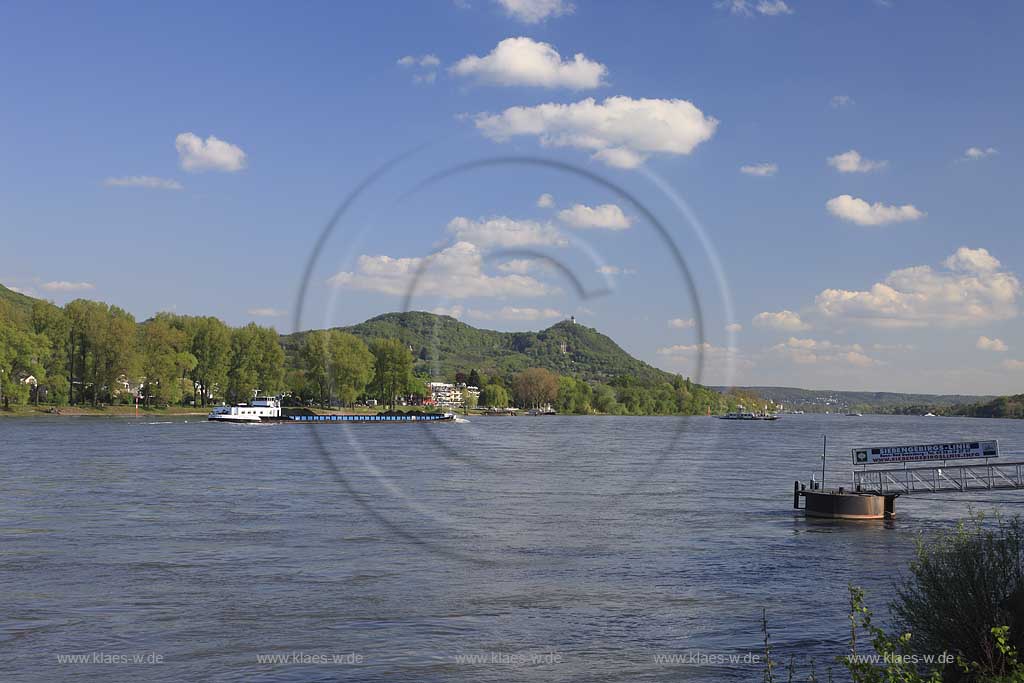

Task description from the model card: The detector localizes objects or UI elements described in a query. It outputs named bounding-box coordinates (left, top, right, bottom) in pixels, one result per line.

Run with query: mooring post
left=793, top=481, right=800, bottom=509
left=819, top=435, right=827, bottom=491
left=884, top=495, right=896, bottom=520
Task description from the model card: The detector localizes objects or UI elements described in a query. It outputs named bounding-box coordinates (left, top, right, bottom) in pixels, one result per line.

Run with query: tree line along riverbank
left=1, top=291, right=759, bottom=415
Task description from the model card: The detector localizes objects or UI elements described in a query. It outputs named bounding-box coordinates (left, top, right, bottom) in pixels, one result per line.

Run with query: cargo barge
left=208, top=397, right=455, bottom=424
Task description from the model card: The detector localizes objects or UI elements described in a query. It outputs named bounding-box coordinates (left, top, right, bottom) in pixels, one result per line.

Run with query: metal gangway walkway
left=853, top=460, right=1024, bottom=496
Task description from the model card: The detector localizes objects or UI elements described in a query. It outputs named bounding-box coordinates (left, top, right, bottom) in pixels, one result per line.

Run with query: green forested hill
left=282, top=311, right=678, bottom=385
left=0, top=284, right=37, bottom=319
left=949, top=395, right=1024, bottom=419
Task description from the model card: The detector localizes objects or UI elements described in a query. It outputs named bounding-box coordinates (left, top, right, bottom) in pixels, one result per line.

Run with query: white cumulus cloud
left=175, top=133, right=247, bottom=172
left=717, top=0, right=793, bottom=16
left=536, top=193, right=555, bottom=208
left=769, top=337, right=878, bottom=367
left=327, top=241, right=553, bottom=299
left=756, top=0, right=792, bottom=14
left=41, top=281, right=95, bottom=292
left=740, top=163, right=777, bottom=176
left=668, top=318, right=696, bottom=329
left=447, top=215, right=566, bottom=248
left=496, top=0, right=573, bottom=23
left=247, top=307, right=286, bottom=318
left=433, top=305, right=465, bottom=319
left=831, top=95, right=854, bottom=108
left=963, top=146, right=998, bottom=160
left=557, top=203, right=631, bottom=229
left=104, top=176, right=183, bottom=190
left=451, top=37, right=606, bottom=90
left=752, top=310, right=810, bottom=331
left=726, top=323, right=743, bottom=333
left=486, top=306, right=564, bottom=321
left=474, top=95, right=718, bottom=168
left=1004, top=359, right=1024, bottom=370
left=398, top=54, right=440, bottom=84
left=945, top=247, right=1002, bottom=274
left=977, top=336, right=1008, bottom=352
left=827, top=150, right=887, bottom=173
left=814, top=247, right=1020, bottom=327
left=655, top=341, right=753, bottom=382
left=826, top=194, right=924, bottom=226
left=398, top=54, right=440, bottom=67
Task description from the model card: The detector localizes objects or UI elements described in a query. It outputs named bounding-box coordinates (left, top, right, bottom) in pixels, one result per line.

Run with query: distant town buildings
left=424, top=382, right=479, bottom=408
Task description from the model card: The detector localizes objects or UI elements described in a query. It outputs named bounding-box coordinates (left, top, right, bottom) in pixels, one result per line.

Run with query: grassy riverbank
left=0, top=404, right=208, bottom=417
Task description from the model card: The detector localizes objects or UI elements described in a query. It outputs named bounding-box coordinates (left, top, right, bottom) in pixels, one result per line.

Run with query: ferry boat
left=719, top=405, right=780, bottom=421
left=527, top=405, right=557, bottom=416
left=720, top=410, right=758, bottom=420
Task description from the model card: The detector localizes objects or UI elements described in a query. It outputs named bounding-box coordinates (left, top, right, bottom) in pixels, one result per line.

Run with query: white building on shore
left=428, top=382, right=463, bottom=408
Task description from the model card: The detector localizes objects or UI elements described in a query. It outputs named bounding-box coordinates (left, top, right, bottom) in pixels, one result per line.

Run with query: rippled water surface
left=2, top=414, right=1022, bottom=682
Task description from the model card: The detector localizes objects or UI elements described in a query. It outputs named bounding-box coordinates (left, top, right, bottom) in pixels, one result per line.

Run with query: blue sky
left=2, top=1, right=1022, bottom=394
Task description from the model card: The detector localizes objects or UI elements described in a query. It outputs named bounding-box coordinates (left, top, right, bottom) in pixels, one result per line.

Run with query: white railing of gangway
left=853, top=461, right=1024, bottom=495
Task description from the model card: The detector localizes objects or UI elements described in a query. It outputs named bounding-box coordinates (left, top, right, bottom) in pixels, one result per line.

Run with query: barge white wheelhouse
left=208, top=396, right=281, bottom=423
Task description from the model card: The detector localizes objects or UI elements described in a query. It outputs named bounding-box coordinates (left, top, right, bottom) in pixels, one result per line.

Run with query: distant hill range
left=715, top=386, right=995, bottom=413
left=949, top=394, right=1024, bottom=419
left=282, top=311, right=680, bottom=386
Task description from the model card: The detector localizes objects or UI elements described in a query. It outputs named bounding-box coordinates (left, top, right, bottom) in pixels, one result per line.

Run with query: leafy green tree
left=188, top=316, right=231, bottom=406
left=30, top=300, right=69, bottom=404
left=555, top=375, right=594, bottom=414
left=512, top=367, right=560, bottom=409
left=256, top=325, right=285, bottom=396
left=139, top=315, right=195, bottom=406
left=0, top=318, right=45, bottom=408
left=285, top=368, right=314, bottom=405
left=370, top=339, right=414, bottom=410
left=328, top=331, right=374, bottom=407
left=479, top=383, right=509, bottom=408
left=408, top=374, right=430, bottom=405
left=100, top=306, right=138, bottom=405
left=225, top=323, right=285, bottom=404
left=64, top=299, right=97, bottom=404
left=300, top=330, right=331, bottom=407
left=64, top=300, right=136, bottom=406
left=44, top=373, right=70, bottom=406
left=591, top=383, right=618, bottom=414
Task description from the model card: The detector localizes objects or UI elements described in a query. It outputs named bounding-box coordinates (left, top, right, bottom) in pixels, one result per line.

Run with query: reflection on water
left=1, top=414, right=1021, bottom=681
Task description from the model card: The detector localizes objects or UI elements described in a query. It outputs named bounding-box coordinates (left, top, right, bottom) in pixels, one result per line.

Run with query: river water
left=2, top=414, right=1022, bottom=682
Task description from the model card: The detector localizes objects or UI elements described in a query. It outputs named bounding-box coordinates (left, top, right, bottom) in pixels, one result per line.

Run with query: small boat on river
left=719, top=405, right=780, bottom=421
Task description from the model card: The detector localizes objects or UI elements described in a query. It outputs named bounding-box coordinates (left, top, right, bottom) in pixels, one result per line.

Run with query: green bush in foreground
left=894, top=513, right=1024, bottom=677
left=762, top=513, right=1024, bottom=682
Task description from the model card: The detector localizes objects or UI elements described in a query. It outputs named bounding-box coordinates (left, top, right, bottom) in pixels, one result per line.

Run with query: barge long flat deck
left=208, top=397, right=455, bottom=423
left=283, top=413, right=455, bottom=423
